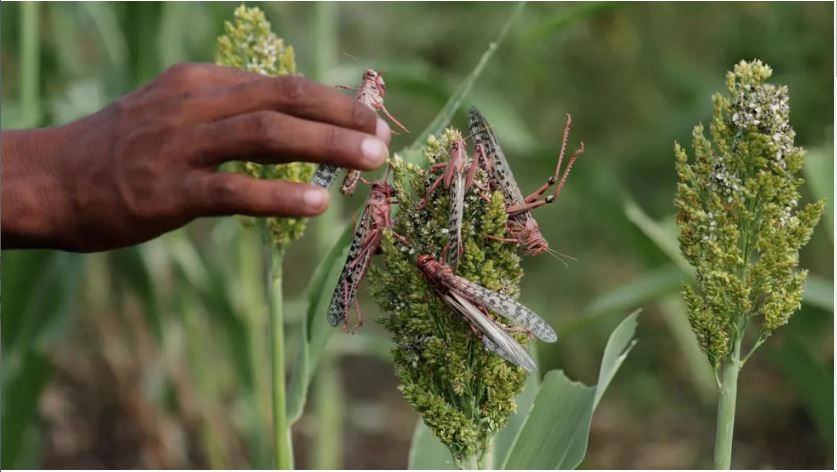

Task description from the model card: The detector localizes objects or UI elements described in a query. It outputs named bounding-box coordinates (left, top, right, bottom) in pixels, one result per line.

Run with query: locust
left=416, top=254, right=557, bottom=371
left=418, top=136, right=486, bottom=268
left=326, top=180, right=396, bottom=330
left=311, top=69, right=409, bottom=193
left=468, top=107, right=584, bottom=257
left=419, top=130, right=494, bottom=268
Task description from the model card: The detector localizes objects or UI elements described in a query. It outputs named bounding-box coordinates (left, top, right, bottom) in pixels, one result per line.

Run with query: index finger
left=182, top=75, right=391, bottom=142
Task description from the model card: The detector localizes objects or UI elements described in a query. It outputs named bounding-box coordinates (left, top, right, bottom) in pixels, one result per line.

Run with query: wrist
left=2, top=127, right=75, bottom=249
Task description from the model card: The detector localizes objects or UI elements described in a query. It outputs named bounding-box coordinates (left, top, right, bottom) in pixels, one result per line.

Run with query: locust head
left=508, top=217, right=548, bottom=256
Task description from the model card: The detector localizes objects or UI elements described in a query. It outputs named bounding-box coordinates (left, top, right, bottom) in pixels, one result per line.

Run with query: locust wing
left=445, top=291, right=536, bottom=372
left=468, top=107, right=526, bottom=205
left=445, top=273, right=557, bottom=343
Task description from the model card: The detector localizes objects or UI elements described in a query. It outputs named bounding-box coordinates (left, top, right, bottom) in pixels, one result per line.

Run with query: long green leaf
left=583, top=264, right=684, bottom=318
left=400, top=2, right=526, bottom=162
left=493, top=357, right=541, bottom=467
left=109, top=246, right=163, bottom=342
left=522, top=2, right=624, bottom=46
left=501, top=370, right=597, bottom=469
left=593, top=310, right=640, bottom=408
left=286, top=223, right=355, bottom=423
left=802, top=274, right=833, bottom=312
left=502, top=311, right=639, bottom=469
left=802, top=145, right=832, bottom=237
left=1, top=351, right=52, bottom=469
left=658, top=295, right=716, bottom=402
left=623, top=198, right=691, bottom=273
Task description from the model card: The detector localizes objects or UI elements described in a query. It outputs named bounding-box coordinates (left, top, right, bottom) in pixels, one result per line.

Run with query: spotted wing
left=445, top=273, right=557, bottom=342
left=446, top=172, right=465, bottom=268
left=312, top=164, right=340, bottom=189
left=445, top=292, right=536, bottom=372
left=326, top=208, right=374, bottom=327
left=468, top=107, right=525, bottom=205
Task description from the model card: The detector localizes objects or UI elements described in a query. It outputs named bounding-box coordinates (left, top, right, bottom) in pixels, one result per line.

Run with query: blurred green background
left=1, top=2, right=833, bottom=469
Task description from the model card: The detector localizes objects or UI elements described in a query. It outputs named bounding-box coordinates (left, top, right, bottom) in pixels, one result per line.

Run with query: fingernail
left=375, top=118, right=392, bottom=143
left=361, top=137, right=387, bottom=166
left=303, top=187, right=328, bottom=209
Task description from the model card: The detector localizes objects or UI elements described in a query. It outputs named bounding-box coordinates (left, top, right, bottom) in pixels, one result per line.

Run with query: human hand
left=1, top=63, right=391, bottom=252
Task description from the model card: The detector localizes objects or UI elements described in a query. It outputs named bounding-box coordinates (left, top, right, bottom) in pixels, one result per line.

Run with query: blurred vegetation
left=1, top=2, right=832, bottom=469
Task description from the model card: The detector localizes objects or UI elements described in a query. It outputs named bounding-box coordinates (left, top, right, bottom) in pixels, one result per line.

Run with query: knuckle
left=277, top=76, right=310, bottom=106
left=245, top=111, right=278, bottom=144
left=350, top=101, right=374, bottom=130
left=323, top=126, right=342, bottom=156
left=163, top=63, right=205, bottom=87
left=210, top=177, right=241, bottom=209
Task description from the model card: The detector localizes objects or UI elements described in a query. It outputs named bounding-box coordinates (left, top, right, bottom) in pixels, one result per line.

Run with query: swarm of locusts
left=319, top=69, right=584, bottom=465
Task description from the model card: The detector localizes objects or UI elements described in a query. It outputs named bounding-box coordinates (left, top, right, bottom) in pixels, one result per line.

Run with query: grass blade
left=623, top=198, right=691, bottom=273
left=400, top=2, right=526, bottom=161
left=286, top=223, right=355, bottom=422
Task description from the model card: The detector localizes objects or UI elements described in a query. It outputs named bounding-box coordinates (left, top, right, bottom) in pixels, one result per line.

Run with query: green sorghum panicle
left=675, top=60, right=824, bottom=368
left=216, top=5, right=312, bottom=248
left=368, top=130, right=527, bottom=465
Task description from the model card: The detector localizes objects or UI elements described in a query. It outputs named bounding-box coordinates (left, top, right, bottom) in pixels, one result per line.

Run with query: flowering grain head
left=368, top=130, right=527, bottom=465
left=216, top=6, right=313, bottom=248
left=675, top=60, right=824, bottom=367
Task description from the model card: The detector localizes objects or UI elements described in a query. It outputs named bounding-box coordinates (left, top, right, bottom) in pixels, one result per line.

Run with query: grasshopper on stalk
left=311, top=69, right=409, bottom=193
left=416, top=254, right=557, bottom=372
left=326, top=179, right=398, bottom=330
left=468, top=107, right=584, bottom=258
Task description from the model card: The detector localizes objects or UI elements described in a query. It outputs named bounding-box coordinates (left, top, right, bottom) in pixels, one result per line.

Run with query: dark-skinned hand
left=1, top=63, right=391, bottom=252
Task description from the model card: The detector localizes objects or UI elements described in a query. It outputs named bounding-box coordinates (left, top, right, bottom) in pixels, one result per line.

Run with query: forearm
left=1, top=127, right=73, bottom=250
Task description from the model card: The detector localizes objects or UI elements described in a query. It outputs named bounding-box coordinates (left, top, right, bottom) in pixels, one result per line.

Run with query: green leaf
left=583, top=264, right=684, bottom=318
left=658, top=295, right=716, bottom=402
left=493, top=359, right=542, bottom=467
left=771, top=339, right=833, bottom=444
left=286, top=222, right=355, bottom=423
left=802, top=145, right=832, bottom=237
left=502, top=311, right=639, bottom=469
left=522, top=2, right=624, bottom=47
left=501, top=371, right=596, bottom=469
left=624, top=198, right=691, bottom=273
left=408, top=421, right=458, bottom=470
left=802, top=274, right=833, bottom=312
left=1, top=351, right=53, bottom=468
left=109, top=246, right=163, bottom=342
left=593, top=310, right=640, bottom=408
left=400, top=2, right=526, bottom=163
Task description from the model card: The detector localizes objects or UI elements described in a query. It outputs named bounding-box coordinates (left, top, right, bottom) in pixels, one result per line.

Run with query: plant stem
left=482, top=439, right=495, bottom=469
left=311, top=354, right=343, bottom=469
left=462, top=453, right=479, bottom=470
left=713, top=335, right=742, bottom=469
left=269, top=247, right=293, bottom=469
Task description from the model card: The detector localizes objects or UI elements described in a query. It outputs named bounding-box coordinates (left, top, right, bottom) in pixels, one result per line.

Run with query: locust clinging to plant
left=416, top=254, right=556, bottom=371
left=468, top=107, right=584, bottom=257
left=312, top=69, right=408, bottom=193
left=326, top=179, right=397, bottom=330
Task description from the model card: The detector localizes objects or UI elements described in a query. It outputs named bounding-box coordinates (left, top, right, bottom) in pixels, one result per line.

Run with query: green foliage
left=674, top=60, right=825, bottom=368
left=215, top=5, right=313, bottom=249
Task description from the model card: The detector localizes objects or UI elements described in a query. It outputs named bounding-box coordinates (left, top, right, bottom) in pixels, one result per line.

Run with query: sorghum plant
left=369, top=130, right=528, bottom=468
left=216, top=5, right=313, bottom=247
left=674, top=60, right=824, bottom=469
left=216, top=6, right=313, bottom=469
